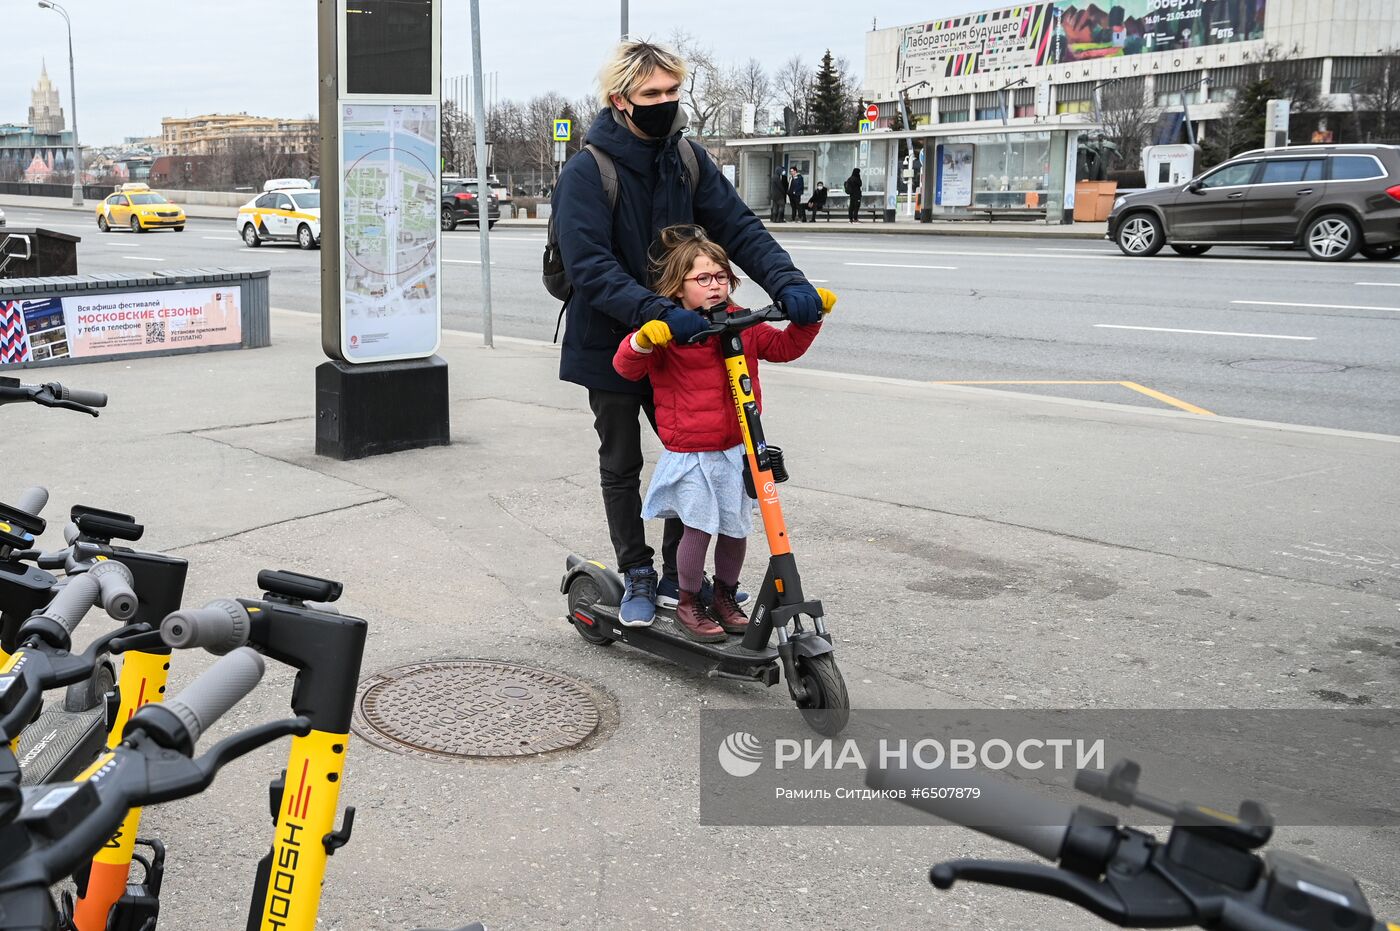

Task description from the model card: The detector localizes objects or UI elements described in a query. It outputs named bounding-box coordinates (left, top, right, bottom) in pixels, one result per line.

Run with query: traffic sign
left=864, top=103, right=879, bottom=122
left=858, top=119, right=874, bottom=134
left=553, top=119, right=572, bottom=142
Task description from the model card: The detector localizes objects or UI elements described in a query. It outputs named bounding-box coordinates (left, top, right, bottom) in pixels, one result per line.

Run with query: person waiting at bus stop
left=552, top=39, right=824, bottom=626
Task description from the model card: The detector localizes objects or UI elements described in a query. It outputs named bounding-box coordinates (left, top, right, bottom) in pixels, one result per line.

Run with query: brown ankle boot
left=676, top=589, right=726, bottom=643
left=709, top=580, right=749, bottom=635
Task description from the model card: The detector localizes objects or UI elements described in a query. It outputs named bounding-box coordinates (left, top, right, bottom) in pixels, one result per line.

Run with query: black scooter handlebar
left=867, top=764, right=1072, bottom=862
left=685, top=301, right=789, bottom=343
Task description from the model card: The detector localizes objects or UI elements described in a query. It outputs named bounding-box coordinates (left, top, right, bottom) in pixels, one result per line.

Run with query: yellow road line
left=934, top=379, right=1215, bottom=416
left=1118, top=381, right=1216, bottom=416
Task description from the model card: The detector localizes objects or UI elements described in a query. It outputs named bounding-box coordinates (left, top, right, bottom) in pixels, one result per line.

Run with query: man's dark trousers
left=588, top=389, right=683, bottom=580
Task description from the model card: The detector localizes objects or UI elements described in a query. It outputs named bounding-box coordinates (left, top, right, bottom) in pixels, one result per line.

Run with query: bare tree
left=669, top=29, right=733, bottom=137
left=1092, top=78, right=1161, bottom=171
left=777, top=55, right=813, bottom=133
left=1358, top=49, right=1400, bottom=140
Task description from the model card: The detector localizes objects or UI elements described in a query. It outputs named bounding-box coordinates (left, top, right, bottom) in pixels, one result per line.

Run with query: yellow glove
left=633, top=319, right=673, bottom=351
left=817, top=287, right=838, bottom=315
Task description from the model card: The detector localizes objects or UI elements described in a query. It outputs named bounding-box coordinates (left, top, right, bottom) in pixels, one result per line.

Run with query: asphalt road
left=13, top=204, right=1400, bottom=435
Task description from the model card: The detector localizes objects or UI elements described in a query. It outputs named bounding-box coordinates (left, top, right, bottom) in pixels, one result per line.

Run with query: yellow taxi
left=236, top=179, right=320, bottom=249
left=96, top=183, right=186, bottom=233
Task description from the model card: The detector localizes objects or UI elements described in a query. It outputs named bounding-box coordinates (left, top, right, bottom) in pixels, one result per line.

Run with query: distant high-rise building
left=28, top=61, right=65, bottom=135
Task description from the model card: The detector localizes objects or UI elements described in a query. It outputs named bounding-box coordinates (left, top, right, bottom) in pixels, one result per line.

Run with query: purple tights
left=677, top=526, right=746, bottom=593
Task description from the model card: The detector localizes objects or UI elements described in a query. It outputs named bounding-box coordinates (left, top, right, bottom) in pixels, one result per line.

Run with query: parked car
left=95, top=183, right=186, bottom=233
left=236, top=179, right=321, bottom=249
left=440, top=178, right=500, bottom=231
left=1107, top=144, right=1400, bottom=261
left=0, top=206, right=6, bottom=227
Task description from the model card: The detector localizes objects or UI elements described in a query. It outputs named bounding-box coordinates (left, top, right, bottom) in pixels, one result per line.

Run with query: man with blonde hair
left=554, top=38, right=822, bottom=627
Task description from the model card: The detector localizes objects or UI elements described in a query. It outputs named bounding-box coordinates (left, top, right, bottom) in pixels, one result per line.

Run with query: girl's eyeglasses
left=684, top=272, right=732, bottom=287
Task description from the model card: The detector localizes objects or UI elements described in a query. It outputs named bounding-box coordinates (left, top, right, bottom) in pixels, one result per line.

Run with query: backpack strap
left=678, top=139, right=701, bottom=194
left=585, top=143, right=618, bottom=209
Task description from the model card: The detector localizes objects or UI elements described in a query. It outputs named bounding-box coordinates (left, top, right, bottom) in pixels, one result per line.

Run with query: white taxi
left=236, top=178, right=320, bottom=249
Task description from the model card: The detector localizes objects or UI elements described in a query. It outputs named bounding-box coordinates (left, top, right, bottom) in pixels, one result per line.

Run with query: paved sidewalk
left=1, top=192, right=1109, bottom=238
left=9, top=308, right=1398, bottom=929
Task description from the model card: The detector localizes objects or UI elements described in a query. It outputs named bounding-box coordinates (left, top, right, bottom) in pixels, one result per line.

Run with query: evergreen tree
left=807, top=50, right=847, bottom=134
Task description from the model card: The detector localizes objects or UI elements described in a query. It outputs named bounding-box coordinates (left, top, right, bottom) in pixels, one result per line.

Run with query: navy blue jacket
left=789, top=173, right=804, bottom=198
left=554, top=108, right=808, bottom=395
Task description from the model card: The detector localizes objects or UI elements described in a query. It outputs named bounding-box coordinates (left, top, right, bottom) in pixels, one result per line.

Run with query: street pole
left=39, top=1, right=82, bottom=206
left=621, top=0, right=628, bottom=38
left=470, top=0, right=494, bottom=348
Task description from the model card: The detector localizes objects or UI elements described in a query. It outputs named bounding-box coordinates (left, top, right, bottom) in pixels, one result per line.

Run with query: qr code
left=144, top=320, right=166, bottom=344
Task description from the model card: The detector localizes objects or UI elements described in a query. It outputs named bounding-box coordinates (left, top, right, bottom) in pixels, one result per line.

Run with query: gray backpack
left=542, top=140, right=702, bottom=309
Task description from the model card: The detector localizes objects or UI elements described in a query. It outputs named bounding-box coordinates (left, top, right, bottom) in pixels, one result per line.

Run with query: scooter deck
left=588, top=602, right=779, bottom=668
left=16, top=706, right=106, bottom=785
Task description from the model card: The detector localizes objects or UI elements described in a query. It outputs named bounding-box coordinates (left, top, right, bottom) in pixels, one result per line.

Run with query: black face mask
left=625, top=98, right=679, bottom=139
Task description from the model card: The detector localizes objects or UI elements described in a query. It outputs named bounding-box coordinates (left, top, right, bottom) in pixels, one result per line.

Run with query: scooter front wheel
left=794, top=654, right=849, bottom=736
left=566, top=574, right=614, bottom=647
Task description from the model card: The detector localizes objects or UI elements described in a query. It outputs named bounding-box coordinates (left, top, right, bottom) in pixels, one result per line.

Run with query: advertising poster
left=1052, top=0, right=1266, bottom=62
left=935, top=143, right=975, bottom=207
left=0, top=288, right=241, bottom=367
left=897, top=0, right=1265, bottom=78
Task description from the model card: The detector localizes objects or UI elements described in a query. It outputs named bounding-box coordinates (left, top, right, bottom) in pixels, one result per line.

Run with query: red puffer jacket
left=614, top=306, right=820, bottom=452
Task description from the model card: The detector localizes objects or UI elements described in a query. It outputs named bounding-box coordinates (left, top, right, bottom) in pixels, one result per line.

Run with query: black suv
left=440, top=178, right=501, bottom=231
left=1108, top=144, right=1400, bottom=261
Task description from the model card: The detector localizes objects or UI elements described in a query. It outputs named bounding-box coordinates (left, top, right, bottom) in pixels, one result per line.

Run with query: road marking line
left=845, top=261, right=957, bottom=270
left=122, top=256, right=164, bottom=262
left=1118, top=381, right=1216, bottom=416
left=443, top=259, right=494, bottom=264
left=1231, top=300, right=1400, bottom=313
left=934, top=379, right=1214, bottom=415
left=1355, top=281, right=1400, bottom=288
left=202, top=236, right=240, bottom=241
left=1095, top=324, right=1315, bottom=340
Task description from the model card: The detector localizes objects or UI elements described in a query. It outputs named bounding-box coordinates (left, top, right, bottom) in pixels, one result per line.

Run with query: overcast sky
left=5, top=1, right=988, bottom=145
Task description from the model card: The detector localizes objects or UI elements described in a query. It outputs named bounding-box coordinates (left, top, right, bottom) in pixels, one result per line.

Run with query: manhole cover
left=352, top=660, right=601, bottom=760
left=1229, top=359, right=1347, bottom=374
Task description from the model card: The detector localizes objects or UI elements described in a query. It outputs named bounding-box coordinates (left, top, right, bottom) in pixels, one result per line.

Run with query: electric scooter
left=562, top=299, right=850, bottom=735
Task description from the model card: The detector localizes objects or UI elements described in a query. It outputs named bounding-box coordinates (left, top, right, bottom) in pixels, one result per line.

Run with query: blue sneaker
left=657, top=574, right=749, bottom=611
left=619, top=566, right=658, bottom=627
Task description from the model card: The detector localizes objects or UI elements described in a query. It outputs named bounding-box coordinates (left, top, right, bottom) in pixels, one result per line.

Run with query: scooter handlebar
left=13, top=486, right=48, bottom=519
left=160, top=599, right=252, bottom=654
left=867, top=764, right=1073, bottom=863
left=157, top=647, right=265, bottom=747
left=58, top=384, right=107, bottom=408
left=87, top=559, right=139, bottom=621
left=32, top=573, right=101, bottom=636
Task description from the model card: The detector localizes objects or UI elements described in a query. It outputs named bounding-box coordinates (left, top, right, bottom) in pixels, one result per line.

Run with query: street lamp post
left=38, top=0, right=82, bottom=206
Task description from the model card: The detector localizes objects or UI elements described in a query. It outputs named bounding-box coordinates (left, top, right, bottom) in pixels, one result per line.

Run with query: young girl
left=613, top=225, right=834, bottom=642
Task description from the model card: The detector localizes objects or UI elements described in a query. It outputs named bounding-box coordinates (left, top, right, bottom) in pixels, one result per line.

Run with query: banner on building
left=0, top=287, right=241, bottom=366
left=896, top=0, right=1265, bottom=79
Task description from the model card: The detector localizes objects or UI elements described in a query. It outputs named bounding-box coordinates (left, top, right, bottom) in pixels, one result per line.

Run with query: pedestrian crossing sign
left=553, top=119, right=572, bottom=142
left=859, top=119, right=874, bottom=133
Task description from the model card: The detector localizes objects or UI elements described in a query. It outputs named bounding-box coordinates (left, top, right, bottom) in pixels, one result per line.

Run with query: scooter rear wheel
left=795, top=654, right=849, bottom=736
left=566, top=575, right=614, bottom=647
left=63, top=659, right=116, bottom=713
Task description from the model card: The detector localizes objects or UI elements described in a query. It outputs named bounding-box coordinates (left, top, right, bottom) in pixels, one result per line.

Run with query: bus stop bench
left=812, top=200, right=884, bottom=222
left=970, top=205, right=1047, bottom=222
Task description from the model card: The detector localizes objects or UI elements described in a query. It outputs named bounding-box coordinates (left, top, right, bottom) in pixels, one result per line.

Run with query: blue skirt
left=642, top=444, right=754, bottom=538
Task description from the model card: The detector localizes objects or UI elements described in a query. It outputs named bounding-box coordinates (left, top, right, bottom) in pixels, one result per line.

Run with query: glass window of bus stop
left=936, top=131, right=1056, bottom=210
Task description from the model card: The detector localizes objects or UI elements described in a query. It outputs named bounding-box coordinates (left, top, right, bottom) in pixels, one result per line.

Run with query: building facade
left=864, top=0, right=1400, bottom=140
left=27, top=61, right=65, bottom=136
left=160, top=113, right=318, bottom=156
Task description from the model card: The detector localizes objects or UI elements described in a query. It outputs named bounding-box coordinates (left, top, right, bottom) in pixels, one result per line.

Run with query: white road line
left=443, top=259, right=494, bottom=265
left=122, top=256, right=165, bottom=262
left=845, top=261, right=957, bottom=270
left=202, top=236, right=240, bottom=241
left=1355, top=281, right=1400, bottom=288
left=1095, top=324, right=1315, bottom=340
left=1231, top=300, right=1400, bottom=313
